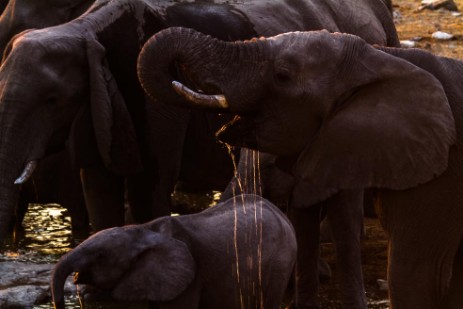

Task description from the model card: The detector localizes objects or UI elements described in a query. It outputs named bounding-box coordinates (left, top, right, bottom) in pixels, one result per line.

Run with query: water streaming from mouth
left=226, top=145, right=265, bottom=309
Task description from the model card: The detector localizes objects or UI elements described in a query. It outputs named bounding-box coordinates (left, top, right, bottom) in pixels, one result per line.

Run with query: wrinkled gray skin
left=139, top=28, right=463, bottom=309
left=0, top=0, right=94, bottom=56
left=0, top=0, right=397, bottom=260
left=51, top=194, right=297, bottom=309
left=0, top=0, right=94, bottom=240
left=138, top=1, right=399, bottom=306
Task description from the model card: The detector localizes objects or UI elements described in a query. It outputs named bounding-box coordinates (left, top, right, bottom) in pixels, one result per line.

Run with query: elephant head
left=0, top=28, right=142, bottom=242
left=51, top=225, right=195, bottom=309
left=0, top=0, right=94, bottom=56
left=138, top=27, right=456, bottom=197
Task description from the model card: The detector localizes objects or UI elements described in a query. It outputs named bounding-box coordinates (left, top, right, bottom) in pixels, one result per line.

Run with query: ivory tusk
left=14, top=160, right=38, bottom=185
left=172, top=81, right=229, bottom=109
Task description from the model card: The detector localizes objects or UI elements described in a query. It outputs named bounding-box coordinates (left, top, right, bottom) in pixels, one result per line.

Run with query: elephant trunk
left=0, top=113, right=30, bottom=241
left=137, top=27, right=266, bottom=113
left=51, top=248, right=82, bottom=309
left=0, top=94, right=48, bottom=242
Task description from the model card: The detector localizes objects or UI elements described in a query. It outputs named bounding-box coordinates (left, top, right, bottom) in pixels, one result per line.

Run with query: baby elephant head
left=51, top=225, right=195, bottom=308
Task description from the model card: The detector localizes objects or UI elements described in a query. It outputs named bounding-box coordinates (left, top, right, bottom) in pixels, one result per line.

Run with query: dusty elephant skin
left=138, top=27, right=463, bottom=309
left=51, top=194, right=296, bottom=309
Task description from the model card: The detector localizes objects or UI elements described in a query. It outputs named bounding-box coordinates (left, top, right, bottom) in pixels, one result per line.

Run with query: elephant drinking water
left=138, top=27, right=463, bottom=309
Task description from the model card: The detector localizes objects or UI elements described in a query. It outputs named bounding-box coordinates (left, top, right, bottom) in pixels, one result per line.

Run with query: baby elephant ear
left=112, top=233, right=195, bottom=302
left=294, top=47, right=456, bottom=191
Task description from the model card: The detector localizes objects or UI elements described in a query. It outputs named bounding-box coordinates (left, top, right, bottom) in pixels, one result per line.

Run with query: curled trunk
left=137, top=27, right=265, bottom=113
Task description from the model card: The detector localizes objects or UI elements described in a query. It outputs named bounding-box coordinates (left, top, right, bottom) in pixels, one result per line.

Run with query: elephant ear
left=84, top=39, right=143, bottom=175
left=112, top=233, right=196, bottom=302
left=293, top=45, right=456, bottom=191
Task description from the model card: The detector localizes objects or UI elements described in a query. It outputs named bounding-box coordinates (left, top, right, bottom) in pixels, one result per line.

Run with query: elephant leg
left=126, top=171, right=156, bottom=223
left=288, top=203, right=322, bottom=309
left=325, top=189, right=367, bottom=309
left=61, top=166, right=90, bottom=240
left=80, top=166, right=125, bottom=232
left=379, top=187, right=463, bottom=309
left=146, top=101, right=191, bottom=217
left=445, top=239, right=463, bottom=309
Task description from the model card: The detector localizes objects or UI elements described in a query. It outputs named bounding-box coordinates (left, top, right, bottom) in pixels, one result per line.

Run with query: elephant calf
left=51, top=194, right=296, bottom=309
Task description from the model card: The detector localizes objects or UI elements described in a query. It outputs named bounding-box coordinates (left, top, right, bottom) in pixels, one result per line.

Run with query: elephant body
left=51, top=194, right=297, bottom=309
left=139, top=28, right=463, bottom=308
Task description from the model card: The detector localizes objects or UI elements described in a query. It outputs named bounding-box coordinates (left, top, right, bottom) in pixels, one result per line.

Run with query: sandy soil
left=316, top=1, right=463, bottom=307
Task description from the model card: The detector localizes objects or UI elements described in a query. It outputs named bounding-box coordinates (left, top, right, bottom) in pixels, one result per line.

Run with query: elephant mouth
left=216, top=115, right=258, bottom=149
left=171, top=80, right=259, bottom=148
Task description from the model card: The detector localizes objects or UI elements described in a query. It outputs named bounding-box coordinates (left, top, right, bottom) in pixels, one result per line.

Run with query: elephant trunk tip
left=50, top=254, right=76, bottom=309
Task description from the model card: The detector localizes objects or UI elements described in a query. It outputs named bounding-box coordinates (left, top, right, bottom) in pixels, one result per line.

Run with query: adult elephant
left=51, top=194, right=297, bottom=309
left=138, top=2, right=398, bottom=308
left=138, top=28, right=463, bottom=309
left=0, top=0, right=96, bottom=241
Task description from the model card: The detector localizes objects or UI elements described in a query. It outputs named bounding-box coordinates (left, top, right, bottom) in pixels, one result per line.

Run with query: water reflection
left=1, top=203, right=74, bottom=263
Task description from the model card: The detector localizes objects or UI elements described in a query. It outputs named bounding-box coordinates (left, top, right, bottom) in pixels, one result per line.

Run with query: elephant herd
left=0, top=0, right=462, bottom=308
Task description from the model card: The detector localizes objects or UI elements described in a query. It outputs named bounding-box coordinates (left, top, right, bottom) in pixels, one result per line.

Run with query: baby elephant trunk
left=51, top=250, right=80, bottom=309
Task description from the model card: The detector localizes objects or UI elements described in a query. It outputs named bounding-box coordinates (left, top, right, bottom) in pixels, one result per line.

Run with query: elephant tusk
left=172, top=81, right=229, bottom=109
left=14, top=160, right=37, bottom=185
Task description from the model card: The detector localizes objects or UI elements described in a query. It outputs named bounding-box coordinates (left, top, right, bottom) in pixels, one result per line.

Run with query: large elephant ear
left=84, top=39, right=143, bottom=175
left=112, top=232, right=196, bottom=302
left=293, top=45, right=456, bottom=191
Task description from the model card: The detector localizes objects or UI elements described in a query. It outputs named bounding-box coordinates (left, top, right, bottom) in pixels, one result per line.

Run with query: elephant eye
left=275, top=69, right=292, bottom=84
left=276, top=72, right=291, bottom=83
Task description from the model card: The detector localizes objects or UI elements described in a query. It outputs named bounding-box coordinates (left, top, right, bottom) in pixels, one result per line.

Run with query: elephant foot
left=290, top=304, right=321, bottom=309
left=318, top=257, right=332, bottom=283
left=77, top=284, right=113, bottom=302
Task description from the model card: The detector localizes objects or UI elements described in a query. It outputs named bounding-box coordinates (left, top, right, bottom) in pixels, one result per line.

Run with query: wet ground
left=1, top=0, right=463, bottom=308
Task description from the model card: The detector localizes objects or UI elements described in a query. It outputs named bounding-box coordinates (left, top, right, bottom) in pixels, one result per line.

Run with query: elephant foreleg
left=325, top=189, right=367, bottom=309
left=146, top=101, right=191, bottom=217
left=288, top=202, right=322, bottom=309
left=80, top=166, right=125, bottom=232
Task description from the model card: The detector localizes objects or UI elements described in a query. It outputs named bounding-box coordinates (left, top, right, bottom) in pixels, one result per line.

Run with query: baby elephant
left=51, top=194, right=296, bottom=309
